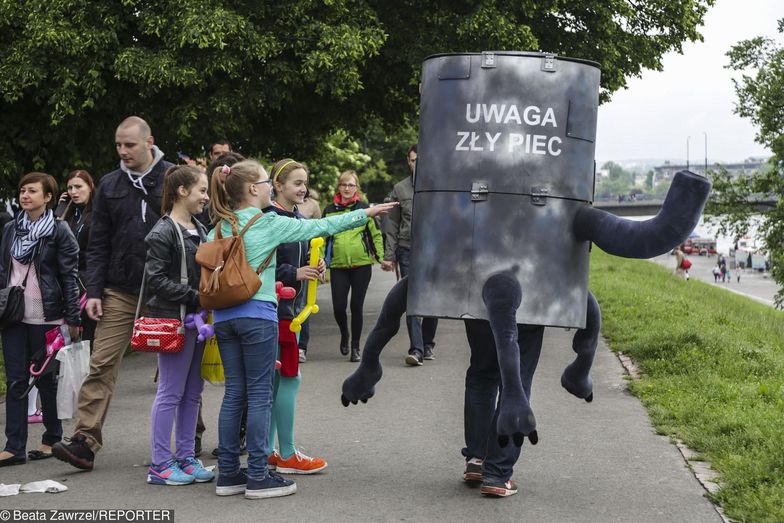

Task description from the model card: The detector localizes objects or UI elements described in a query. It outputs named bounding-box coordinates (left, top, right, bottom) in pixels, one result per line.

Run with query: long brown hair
left=58, top=169, right=96, bottom=222
left=161, top=165, right=203, bottom=214
left=209, top=160, right=266, bottom=228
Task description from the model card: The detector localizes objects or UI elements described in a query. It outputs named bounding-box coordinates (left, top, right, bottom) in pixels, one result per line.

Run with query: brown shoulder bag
left=195, top=213, right=274, bottom=310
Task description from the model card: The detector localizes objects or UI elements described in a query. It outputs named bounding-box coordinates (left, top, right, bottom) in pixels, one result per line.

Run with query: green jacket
left=208, top=206, right=368, bottom=305
left=323, top=200, right=384, bottom=269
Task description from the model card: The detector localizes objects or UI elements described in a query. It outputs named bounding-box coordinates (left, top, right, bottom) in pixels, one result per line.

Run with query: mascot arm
left=573, top=171, right=711, bottom=259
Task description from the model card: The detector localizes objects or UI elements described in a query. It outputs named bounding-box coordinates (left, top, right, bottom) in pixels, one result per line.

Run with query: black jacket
left=263, top=205, right=308, bottom=320
left=0, top=220, right=81, bottom=325
left=56, top=201, right=92, bottom=286
left=85, top=159, right=172, bottom=298
left=143, top=216, right=206, bottom=319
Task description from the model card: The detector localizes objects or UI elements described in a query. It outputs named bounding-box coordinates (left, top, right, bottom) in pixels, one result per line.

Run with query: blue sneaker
left=216, top=469, right=247, bottom=496
left=147, top=458, right=195, bottom=486
left=245, top=472, right=297, bottom=499
left=178, top=456, right=215, bottom=483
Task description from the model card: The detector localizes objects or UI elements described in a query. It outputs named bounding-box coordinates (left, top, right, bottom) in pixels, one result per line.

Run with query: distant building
left=653, top=157, right=770, bottom=184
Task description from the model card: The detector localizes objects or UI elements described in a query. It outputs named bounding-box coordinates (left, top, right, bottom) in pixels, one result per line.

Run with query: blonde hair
left=337, top=170, right=360, bottom=189
left=209, top=159, right=267, bottom=228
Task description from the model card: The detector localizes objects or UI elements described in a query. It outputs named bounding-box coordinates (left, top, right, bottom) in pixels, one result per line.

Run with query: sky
left=595, top=0, right=783, bottom=165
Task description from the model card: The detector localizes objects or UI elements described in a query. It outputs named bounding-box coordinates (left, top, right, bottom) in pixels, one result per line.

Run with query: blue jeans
left=396, top=247, right=438, bottom=355
left=214, top=318, right=278, bottom=480
left=462, top=319, right=543, bottom=483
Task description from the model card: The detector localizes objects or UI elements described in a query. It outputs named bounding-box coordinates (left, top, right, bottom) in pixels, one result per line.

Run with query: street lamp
left=686, top=136, right=690, bottom=170
left=703, top=131, right=708, bottom=172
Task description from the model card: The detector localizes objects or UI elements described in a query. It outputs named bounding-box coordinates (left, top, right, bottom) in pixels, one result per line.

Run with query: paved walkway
left=650, top=252, right=777, bottom=306
left=5, top=268, right=722, bottom=522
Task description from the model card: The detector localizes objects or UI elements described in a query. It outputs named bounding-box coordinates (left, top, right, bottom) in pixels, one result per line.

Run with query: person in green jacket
left=208, top=160, right=395, bottom=499
left=322, top=170, right=384, bottom=362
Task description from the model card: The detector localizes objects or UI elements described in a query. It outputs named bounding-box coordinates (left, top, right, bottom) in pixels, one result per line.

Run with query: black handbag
left=0, top=264, right=32, bottom=330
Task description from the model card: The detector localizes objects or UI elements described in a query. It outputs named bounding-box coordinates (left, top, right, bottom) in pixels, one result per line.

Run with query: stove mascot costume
left=341, top=52, right=711, bottom=492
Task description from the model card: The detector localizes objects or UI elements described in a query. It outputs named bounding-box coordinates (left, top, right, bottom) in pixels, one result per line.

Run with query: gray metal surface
left=409, top=52, right=600, bottom=328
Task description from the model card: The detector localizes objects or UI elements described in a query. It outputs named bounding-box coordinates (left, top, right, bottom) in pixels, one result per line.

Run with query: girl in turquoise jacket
left=208, top=160, right=395, bottom=499
left=322, top=170, right=384, bottom=362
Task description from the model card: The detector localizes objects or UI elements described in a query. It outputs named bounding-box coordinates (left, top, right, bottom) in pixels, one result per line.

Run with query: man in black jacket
left=53, top=116, right=172, bottom=470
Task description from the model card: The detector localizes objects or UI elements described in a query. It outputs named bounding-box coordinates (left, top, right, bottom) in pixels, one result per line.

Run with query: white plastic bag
left=56, top=340, right=90, bottom=420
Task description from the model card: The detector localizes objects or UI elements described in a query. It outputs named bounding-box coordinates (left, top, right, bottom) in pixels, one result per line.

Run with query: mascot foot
left=561, top=361, right=594, bottom=403
left=341, top=362, right=383, bottom=407
left=497, top=395, right=537, bottom=447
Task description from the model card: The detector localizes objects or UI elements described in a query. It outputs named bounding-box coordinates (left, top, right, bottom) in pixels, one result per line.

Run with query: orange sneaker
left=275, top=450, right=327, bottom=475
left=268, top=451, right=280, bottom=470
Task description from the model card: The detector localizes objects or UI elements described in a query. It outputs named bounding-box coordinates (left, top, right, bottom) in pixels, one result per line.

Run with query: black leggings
left=330, top=265, right=373, bottom=349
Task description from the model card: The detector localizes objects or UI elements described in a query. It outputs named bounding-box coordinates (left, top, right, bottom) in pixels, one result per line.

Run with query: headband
left=273, top=160, right=297, bottom=182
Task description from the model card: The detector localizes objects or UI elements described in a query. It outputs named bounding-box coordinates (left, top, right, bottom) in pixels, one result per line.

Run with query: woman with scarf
left=323, top=170, right=384, bottom=362
left=0, top=172, right=80, bottom=467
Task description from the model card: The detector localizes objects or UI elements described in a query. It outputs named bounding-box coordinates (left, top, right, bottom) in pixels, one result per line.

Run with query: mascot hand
left=497, top=391, right=538, bottom=447
left=341, top=361, right=383, bottom=407
left=561, top=363, right=594, bottom=402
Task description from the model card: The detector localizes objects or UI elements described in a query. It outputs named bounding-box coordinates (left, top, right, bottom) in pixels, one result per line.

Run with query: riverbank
left=650, top=251, right=777, bottom=306
left=591, top=248, right=784, bottom=523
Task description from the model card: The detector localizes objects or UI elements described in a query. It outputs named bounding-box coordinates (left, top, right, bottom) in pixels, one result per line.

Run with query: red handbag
left=131, top=317, right=184, bottom=353
left=131, top=216, right=188, bottom=354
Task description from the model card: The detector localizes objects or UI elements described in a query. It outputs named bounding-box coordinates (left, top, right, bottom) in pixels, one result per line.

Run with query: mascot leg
left=482, top=273, right=540, bottom=447
left=561, top=291, right=600, bottom=402
left=341, top=277, right=408, bottom=406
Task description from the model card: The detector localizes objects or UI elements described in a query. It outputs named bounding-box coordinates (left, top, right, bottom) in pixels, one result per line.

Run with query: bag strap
left=20, top=262, right=33, bottom=289
left=134, top=216, right=189, bottom=323
left=240, top=213, right=264, bottom=237
left=215, top=212, right=263, bottom=240
left=256, top=249, right=276, bottom=275
left=170, top=217, right=188, bottom=322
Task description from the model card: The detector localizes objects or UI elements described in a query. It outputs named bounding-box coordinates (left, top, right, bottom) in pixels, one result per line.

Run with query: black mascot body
left=341, top=52, right=711, bottom=494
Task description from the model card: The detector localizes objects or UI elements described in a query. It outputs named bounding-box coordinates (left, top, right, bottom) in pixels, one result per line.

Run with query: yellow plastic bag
left=200, top=315, right=224, bottom=386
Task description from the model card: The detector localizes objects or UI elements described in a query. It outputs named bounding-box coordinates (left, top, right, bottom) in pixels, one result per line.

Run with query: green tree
left=705, top=19, right=783, bottom=304
left=0, top=0, right=715, bottom=196
left=595, top=161, right=635, bottom=198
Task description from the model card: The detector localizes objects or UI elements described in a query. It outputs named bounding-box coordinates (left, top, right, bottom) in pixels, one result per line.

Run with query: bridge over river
left=594, top=196, right=777, bottom=216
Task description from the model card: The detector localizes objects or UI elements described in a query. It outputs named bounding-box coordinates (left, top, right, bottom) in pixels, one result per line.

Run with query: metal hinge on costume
left=531, top=186, right=549, bottom=206
left=471, top=182, right=489, bottom=202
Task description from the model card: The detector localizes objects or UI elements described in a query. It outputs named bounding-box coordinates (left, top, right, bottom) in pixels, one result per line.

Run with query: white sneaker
left=298, top=349, right=307, bottom=363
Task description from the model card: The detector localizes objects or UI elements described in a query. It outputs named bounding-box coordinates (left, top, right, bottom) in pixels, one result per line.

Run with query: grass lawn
left=590, top=248, right=784, bottom=523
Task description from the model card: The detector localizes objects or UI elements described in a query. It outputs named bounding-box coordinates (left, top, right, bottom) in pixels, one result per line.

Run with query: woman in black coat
left=0, top=172, right=80, bottom=467
left=55, top=169, right=95, bottom=341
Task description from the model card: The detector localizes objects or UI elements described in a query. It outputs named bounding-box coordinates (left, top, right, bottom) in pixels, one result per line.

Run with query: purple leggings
left=150, top=328, right=205, bottom=465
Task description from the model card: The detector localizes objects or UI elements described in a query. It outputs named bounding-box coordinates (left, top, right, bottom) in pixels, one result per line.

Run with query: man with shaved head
left=54, top=116, right=173, bottom=470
